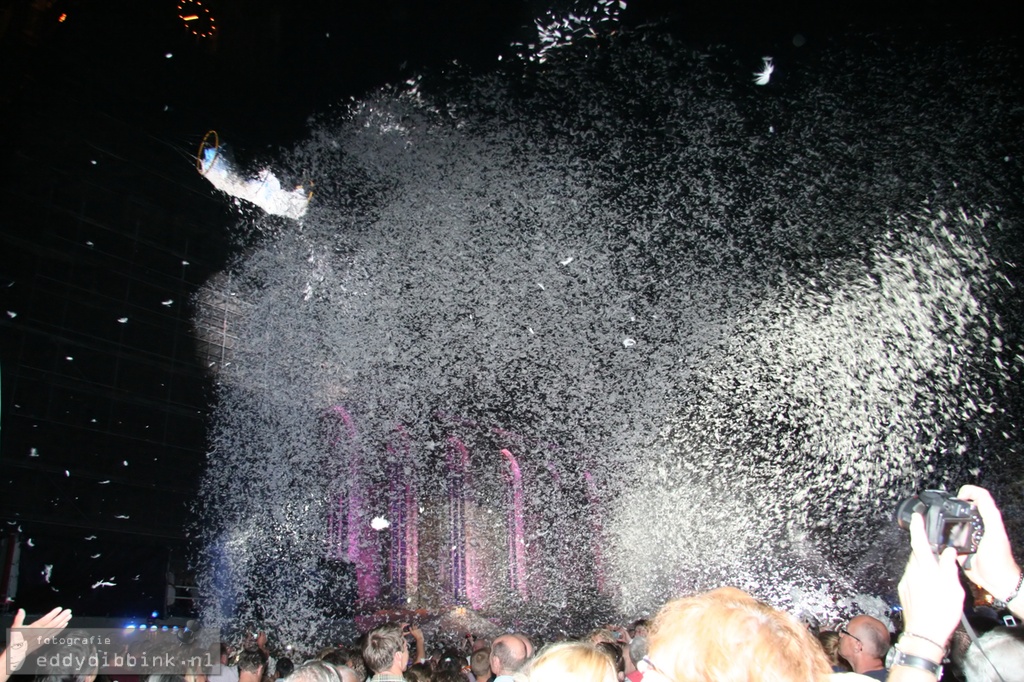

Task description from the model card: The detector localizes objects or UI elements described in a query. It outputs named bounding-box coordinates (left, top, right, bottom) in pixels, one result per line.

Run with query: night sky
left=0, top=0, right=1020, bottom=621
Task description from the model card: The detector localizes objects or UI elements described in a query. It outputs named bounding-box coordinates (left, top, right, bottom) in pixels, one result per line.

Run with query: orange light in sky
left=58, top=12, right=67, bottom=22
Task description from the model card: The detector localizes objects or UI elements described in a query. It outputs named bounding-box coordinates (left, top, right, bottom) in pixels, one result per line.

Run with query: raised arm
left=956, top=485, right=1024, bottom=617
left=1, top=607, right=73, bottom=682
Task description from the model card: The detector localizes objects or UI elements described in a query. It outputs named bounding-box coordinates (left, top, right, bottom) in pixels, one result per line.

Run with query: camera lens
left=894, top=495, right=925, bottom=529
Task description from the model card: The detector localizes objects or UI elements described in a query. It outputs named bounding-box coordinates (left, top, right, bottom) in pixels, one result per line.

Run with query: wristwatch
left=885, top=646, right=943, bottom=678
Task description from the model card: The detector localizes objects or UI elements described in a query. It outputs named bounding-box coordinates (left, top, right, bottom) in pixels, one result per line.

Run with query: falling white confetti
left=84, top=535, right=97, bottom=540
left=91, top=553, right=102, bottom=559
left=194, top=18, right=1024, bottom=647
left=6, top=311, right=15, bottom=318
left=370, top=517, right=390, bottom=530
left=753, top=56, right=774, bottom=85
left=117, top=317, right=128, bottom=323
left=92, top=578, right=117, bottom=588
left=42, top=565, right=53, bottom=583
left=29, top=447, right=39, bottom=457
left=27, top=538, right=34, bottom=547
left=114, top=515, right=130, bottom=519
left=161, top=299, right=174, bottom=306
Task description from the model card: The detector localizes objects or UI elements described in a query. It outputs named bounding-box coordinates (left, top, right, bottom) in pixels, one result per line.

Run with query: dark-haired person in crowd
left=624, top=637, right=647, bottom=682
left=238, top=648, right=266, bottom=682
left=31, top=628, right=100, bottom=682
left=402, top=662, right=431, bottom=682
left=275, top=658, right=295, bottom=680
left=890, top=485, right=1024, bottom=682
left=431, top=670, right=465, bottom=682
left=838, top=615, right=890, bottom=680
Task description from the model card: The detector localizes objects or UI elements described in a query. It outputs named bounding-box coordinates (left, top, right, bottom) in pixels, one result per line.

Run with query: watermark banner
left=5, top=627, right=221, bottom=676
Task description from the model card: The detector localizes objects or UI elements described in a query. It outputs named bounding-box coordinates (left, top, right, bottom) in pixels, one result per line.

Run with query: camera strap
left=959, top=612, right=1007, bottom=682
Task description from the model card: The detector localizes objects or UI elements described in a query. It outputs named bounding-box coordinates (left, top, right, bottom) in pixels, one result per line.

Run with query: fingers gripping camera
left=895, top=490, right=985, bottom=555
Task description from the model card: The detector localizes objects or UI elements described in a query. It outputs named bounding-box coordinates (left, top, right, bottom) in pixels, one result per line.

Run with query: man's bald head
left=848, top=615, right=890, bottom=658
left=490, top=635, right=528, bottom=676
left=513, top=633, right=534, bottom=659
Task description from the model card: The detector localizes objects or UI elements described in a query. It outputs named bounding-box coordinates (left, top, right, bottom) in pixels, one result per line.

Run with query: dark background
left=0, top=0, right=1018, bottom=619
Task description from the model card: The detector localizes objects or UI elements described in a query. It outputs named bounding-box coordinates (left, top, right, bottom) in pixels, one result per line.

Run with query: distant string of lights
left=177, top=0, right=216, bottom=38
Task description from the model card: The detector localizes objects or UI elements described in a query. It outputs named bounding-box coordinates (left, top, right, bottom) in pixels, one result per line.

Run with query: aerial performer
left=197, top=131, right=310, bottom=220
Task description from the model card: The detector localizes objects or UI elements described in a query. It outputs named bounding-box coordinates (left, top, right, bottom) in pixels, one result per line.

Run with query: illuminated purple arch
left=501, top=448, right=528, bottom=598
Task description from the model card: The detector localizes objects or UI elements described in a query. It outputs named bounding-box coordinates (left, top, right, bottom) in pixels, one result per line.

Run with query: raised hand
left=956, top=485, right=1022, bottom=609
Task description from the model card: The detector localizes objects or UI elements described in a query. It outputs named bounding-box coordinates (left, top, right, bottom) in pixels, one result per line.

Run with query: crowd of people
left=3, top=486, right=1022, bottom=682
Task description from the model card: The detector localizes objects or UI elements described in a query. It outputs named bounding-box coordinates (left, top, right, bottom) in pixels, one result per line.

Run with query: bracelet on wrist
left=1003, top=569, right=1024, bottom=604
left=899, top=632, right=947, bottom=654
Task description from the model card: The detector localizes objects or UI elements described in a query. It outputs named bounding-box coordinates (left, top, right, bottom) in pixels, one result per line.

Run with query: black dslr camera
left=895, top=489, right=984, bottom=555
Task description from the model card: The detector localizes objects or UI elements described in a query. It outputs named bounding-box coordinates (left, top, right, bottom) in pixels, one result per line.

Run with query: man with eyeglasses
left=838, top=615, right=891, bottom=680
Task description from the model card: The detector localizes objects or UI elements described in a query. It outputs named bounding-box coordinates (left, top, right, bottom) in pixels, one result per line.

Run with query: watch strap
left=888, top=649, right=942, bottom=675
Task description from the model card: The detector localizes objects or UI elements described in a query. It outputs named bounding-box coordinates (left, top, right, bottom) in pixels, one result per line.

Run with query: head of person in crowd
left=435, top=649, right=464, bottom=673
left=628, top=620, right=650, bottom=640
left=646, top=587, right=831, bottom=682
left=32, top=629, right=99, bottom=682
left=286, top=661, right=342, bottom=682
left=276, top=658, right=295, bottom=680
left=344, top=648, right=369, bottom=682
left=512, top=634, right=534, bottom=660
left=431, top=670, right=465, bottom=682
left=321, top=649, right=350, bottom=667
left=470, top=649, right=492, bottom=681
left=586, top=630, right=618, bottom=647
left=815, top=631, right=847, bottom=672
left=837, top=615, right=890, bottom=676
left=489, top=635, right=528, bottom=679
left=523, top=642, right=616, bottom=682
left=403, top=663, right=431, bottom=682
left=332, top=665, right=360, bottom=682
left=625, top=637, right=647, bottom=678
left=960, top=627, right=1024, bottom=682
left=595, top=642, right=624, bottom=681
left=364, top=624, right=409, bottom=676
left=238, top=648, right=267, bottom=682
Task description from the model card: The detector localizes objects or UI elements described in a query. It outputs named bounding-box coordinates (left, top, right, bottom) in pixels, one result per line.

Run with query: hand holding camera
left=954, top=485, right=1023, bottom=606
left=894, top=489, right=984, bottom=556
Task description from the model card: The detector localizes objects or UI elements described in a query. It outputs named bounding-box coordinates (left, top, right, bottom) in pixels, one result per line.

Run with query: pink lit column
left=326, top=405, right=382, bottom=605
left=501, top=449, right=528, bottom=598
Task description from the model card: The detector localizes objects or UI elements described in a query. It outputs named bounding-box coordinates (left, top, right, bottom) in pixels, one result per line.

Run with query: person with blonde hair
left=525, top=641, right=617, bottom=682
left=644, top=587, right=832, bottom=682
